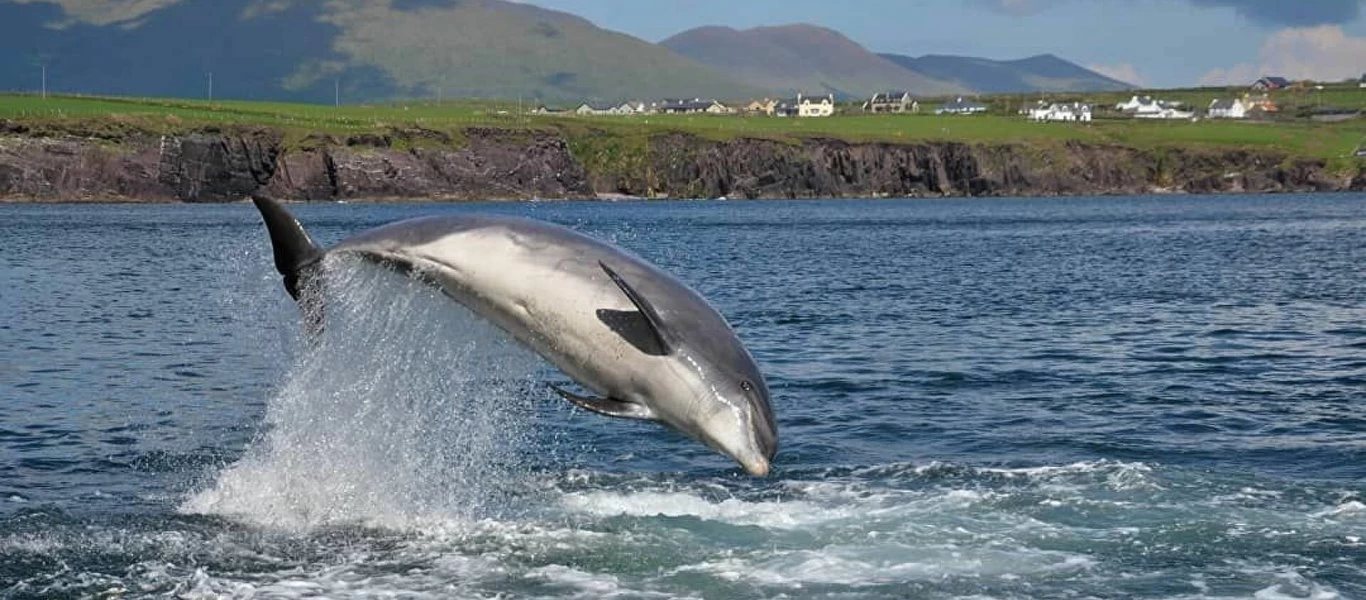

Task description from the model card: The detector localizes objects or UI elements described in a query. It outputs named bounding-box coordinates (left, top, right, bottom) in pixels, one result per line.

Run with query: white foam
left=1314, top=500, right=1365, bottom=518
left=524, top=565, right=623, bottom=595
left=559, top=490, right=855, bottom=529
left=183, top=258, right=544, bottom=531
left=673, top=543, right=1095, bottom=587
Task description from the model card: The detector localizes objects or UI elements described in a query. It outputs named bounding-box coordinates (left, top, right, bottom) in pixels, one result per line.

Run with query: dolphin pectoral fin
left=599, top=261, right=674, bottom=354
left=550, top=384, right=657, bottom=421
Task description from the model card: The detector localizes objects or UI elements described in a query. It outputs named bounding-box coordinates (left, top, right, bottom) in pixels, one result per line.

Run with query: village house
left=1251, top=76, right=1290, bottom=91
left=1360, top=74, right=1366, bottom=88
left=774, top=99, right=800, bottom=117
left=1133, top=106, right=1195, bottom=120
left=1028, top=101, right=1091, bottom=122
left=616, top=101, right=646, bottom=115
left=532, top=104, right=567, bottom=115
left=704, top=100, right=733, bottom=115
left=652, top=98, right=719, bottom=115
left=936, top=97, right=987, bottom=115
left=1116, top=95, right=1191, bottom=118
left=575, top=103, right=615, bottom=116
left=744, top=98, right=778, bottom=115
left=1207, top=98, right=1250, bottom=119
left=797, top=93, right=836, bottom=117
left=864, top=91, right=918, bottom=113
left=1115, top=95, right=1154, bottom=112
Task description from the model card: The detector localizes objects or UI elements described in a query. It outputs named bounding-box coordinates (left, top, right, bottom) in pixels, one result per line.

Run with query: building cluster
left=539, top=94, right=838, bottom=118
left=537, top=91, right=994, bottom=119
left=531, top=74, right=1351, bottom=123
left=1206, top=94, right=1278, bottom=119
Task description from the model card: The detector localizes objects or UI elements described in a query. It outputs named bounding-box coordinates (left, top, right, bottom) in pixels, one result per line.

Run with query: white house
left=1359, top=74, right=1365, bottom=88
left=574, top=103, right=614, bottom=116
left=1133, top=107, right=1195, bottom=120
left=864, top=91, right=918, bottom=113
left=796, top=93, right=835, bottom=117
left=1208, top=98, right=1250, bottom=119
left=616, top=101, right=646, bottom=115
left=704, top=100, right=734, bottom=115
left=1029, top=102, right=1092, bottom=122
left=936, top=97, right=988, bottom=115
left=1117, top=95, right=1192, bottom=119
left=1115, top=95, right=1157, bottom=112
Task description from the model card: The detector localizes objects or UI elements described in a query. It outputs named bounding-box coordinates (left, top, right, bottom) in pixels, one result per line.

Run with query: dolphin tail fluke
left=250, top=194, right=325, bottom=334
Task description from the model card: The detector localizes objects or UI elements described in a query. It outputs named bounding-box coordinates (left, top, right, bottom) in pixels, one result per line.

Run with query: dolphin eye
left=740, top=380, right=754, bottom=392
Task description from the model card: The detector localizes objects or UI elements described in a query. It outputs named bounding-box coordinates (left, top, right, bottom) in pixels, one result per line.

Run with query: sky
left=519, top=0, right=1366, bottom=88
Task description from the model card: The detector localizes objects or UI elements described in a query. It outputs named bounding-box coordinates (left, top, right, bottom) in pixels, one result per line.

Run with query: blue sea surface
left=2, top=195, right=1364, bottom=599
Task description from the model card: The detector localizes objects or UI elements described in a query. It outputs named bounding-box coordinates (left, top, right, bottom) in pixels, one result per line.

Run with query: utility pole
left=334, top=78, right=340, bottom=107
left=208, top=71, right=213, bottom=103
left=41, top=64, right=46, bottom=99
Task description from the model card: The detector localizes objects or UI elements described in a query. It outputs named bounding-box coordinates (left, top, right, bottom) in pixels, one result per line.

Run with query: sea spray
left=184, top=255, right=546, bottom=529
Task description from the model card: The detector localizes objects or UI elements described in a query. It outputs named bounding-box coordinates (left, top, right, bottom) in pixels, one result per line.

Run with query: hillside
left=661, top=24, right=966, bottom=99
left=880, top=53, right=1134, bottom=94
left=0, top=0, right=762, bottom=103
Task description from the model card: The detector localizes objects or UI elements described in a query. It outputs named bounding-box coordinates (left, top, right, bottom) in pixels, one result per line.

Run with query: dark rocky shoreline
left=1, top=123, right=1361, bottom=202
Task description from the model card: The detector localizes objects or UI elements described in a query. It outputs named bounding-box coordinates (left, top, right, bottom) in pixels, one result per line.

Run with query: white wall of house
left=1134, top=108, right=1195, bottom=120
left=1030, top=103, right=1091, bottom=122
left=1208, top=99, right=1249, bottom=119
left=798, top=94, right=835, bottom=117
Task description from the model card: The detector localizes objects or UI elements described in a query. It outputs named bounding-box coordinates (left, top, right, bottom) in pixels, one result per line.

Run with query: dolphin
left=250, top=195, right=778, bottom=476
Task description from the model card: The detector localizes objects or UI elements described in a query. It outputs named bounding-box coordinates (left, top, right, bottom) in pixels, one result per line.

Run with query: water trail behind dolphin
left=184, top=256, right=546, bottom=530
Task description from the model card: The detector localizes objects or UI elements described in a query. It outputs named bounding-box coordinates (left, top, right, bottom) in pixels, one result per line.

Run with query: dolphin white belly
left=336, top=223, right=655, bottom=400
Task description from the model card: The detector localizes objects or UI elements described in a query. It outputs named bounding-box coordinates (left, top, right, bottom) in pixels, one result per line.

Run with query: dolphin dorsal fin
left=599, top=261, right=674, bottom=354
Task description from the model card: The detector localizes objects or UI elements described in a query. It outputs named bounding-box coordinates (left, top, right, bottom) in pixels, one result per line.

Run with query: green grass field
left=1, top=91, right=1363, bottom=164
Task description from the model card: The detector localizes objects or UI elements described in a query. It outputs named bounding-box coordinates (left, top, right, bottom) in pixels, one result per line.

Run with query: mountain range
left=0, top=0, right=1134, bottom=104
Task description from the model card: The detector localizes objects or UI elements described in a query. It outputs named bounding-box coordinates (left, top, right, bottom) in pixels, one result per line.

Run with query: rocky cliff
left=0, top=121, right=1360, bottom=202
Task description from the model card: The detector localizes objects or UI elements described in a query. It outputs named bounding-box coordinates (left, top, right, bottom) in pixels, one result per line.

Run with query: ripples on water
left=2, top=196, right=1364, bottom=598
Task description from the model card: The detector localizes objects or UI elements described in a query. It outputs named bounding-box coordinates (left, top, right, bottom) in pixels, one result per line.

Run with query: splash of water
left=184, top=256, right=546, bottom=530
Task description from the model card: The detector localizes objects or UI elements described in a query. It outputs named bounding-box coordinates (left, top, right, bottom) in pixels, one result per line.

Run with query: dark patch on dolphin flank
left=596, top=309, right=667, bottom=356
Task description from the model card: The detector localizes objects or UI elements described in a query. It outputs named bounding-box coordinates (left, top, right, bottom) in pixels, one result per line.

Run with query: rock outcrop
left=0, top=121, right=1359, bottom=202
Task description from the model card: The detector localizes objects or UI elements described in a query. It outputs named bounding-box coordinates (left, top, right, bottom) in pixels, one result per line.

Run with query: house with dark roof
left=652, top=98, right=718, bottom=114
left=1359, top=74, right=1366, bottom=88
left=1251, top=76, right=1291, bottom=91
left=864, top=91, right=917, bottom=113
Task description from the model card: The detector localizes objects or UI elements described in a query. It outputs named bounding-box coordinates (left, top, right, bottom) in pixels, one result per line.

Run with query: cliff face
left=0, top=122, right=1359, bottom=202
left=0, top=123, right=595, bottom=202
left=631, top=134, right=1357, bottom=199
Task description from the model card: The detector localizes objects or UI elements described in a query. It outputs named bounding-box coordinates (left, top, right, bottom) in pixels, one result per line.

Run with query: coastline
left=1, top=122, right=1362, bottom=203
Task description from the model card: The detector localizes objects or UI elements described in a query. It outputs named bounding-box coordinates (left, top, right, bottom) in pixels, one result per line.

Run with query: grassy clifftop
left=1, top=93, right=1363, bottom=174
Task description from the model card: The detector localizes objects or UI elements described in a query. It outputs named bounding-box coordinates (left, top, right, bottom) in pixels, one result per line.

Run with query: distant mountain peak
left=662, top=24, right=964, bottom=98
left=880, top=52, right=1134, bottom=94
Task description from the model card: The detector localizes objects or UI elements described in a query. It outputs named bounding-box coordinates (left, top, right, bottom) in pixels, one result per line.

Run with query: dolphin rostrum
left=250, top=195, right=778, bottom=476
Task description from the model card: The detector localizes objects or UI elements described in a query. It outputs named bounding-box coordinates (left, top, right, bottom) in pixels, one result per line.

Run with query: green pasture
left=0, top=92, right=1362, bottom=163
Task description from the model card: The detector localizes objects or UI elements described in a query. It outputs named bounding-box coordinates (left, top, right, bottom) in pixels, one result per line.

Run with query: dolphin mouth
left=740, top=456, right=771, bottom=477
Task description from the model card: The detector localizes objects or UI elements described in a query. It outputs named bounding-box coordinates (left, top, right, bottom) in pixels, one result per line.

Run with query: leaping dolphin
left=250, top=195, right=778, bottom=476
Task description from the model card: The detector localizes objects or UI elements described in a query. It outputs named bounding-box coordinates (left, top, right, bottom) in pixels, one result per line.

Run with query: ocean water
left=2, top=195, right=1364, bottom=599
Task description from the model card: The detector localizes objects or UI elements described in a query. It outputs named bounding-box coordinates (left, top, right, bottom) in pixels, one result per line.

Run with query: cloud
left=1186, top=0, right=1361, bottom=27
left=968, top=0, right=1063, bottom=16
left=1085, top=63, right=1147, bottom=87
left=974, top=0, right=1364, bottom=26
left=1200, top=25, right=1366, bottom=84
